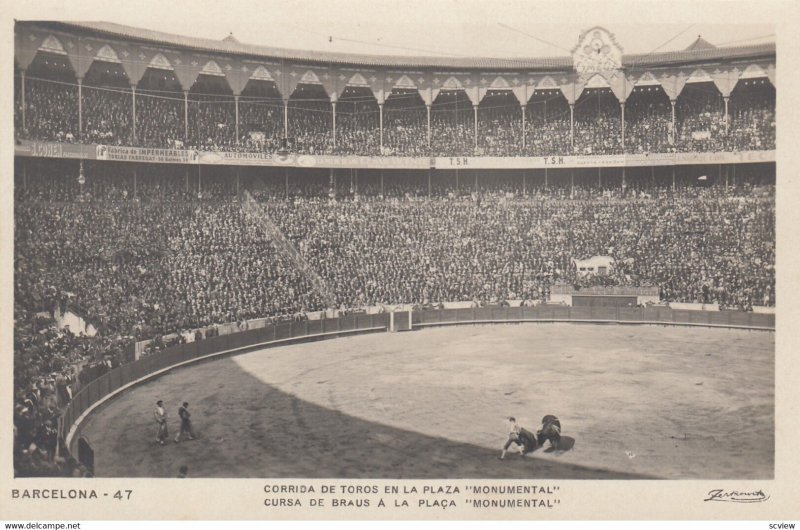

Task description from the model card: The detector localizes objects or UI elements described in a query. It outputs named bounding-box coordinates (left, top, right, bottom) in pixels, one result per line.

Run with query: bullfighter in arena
left=174, top=402, right=195, bottom=443
left=499, top=417, right=538, bottom=459
left=154, top=400, right=168, bottom=445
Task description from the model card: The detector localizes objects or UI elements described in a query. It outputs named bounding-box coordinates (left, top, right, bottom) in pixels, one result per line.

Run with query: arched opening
left=729, top=78, right=775, bottom=151
left=336, top=86, right=379, bottom=156
left=573, top=87, right=621, bottom=155
left=525, top=89, right=570, bottom=156
left=430, top=89, right=473, bottom=156
left=188, top=73, right=235, bottom=150
left=477, top=90, right=521, bottom=156
left=624, top=84, right=671, bottom=154
left=136, top=68, right=184, bottom=148
left=83, top=61, right=132, bottom=145
left=383, top=88, right=426, bottom=156
left=24, top=51, right=78, bottom=142
left=288, top=83, right=331, bottom=155
left=675, top=81, right=724, bottom=152
left=239, top=79, right=283, bottom=151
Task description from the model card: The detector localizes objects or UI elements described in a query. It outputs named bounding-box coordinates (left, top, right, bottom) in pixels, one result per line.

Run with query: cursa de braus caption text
left=262, top=483, right=562, bottom=511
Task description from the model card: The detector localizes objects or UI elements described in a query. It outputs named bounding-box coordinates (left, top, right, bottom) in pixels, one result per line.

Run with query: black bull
left=536, top=423, right=562, bottom=447
left=516, top=427, right=538, bottom=453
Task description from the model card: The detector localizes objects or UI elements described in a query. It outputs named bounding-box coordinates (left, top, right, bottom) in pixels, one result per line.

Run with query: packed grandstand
left=13, top=21, right=775, bottom=476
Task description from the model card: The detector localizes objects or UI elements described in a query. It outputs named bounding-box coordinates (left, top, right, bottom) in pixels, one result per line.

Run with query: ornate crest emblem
left=572, top=27, right=623, bottom=79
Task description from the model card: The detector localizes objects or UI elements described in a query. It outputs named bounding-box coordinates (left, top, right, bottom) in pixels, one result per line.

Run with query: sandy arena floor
left=80, top=323, right=774, bottom=479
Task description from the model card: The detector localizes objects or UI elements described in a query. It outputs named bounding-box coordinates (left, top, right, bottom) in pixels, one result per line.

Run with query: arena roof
left=36, top=21, right=775, bottom=71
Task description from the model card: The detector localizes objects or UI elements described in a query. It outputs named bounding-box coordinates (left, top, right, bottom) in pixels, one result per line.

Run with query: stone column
left=183, top=90, right=189, bottom=142
left=426, top=104, right=432, bottom=148
left=379, top=103, right=384, bottom=151
left=234, top=95, right=240, bottom=144
left=723, top=96, right=730, bottom=135
left=569, top=103, right=574, bottom=151
left=331, top=101, right=337, bottom=149
left=77, top=78, right=83, bottom=141
left=670, top=99, right=676, bottom=144
left=131, top=84, right=137, bottom=143
left=473, top=105, right=479, bottom=150
left=20, top=70, right=26, bottom=130
left=283, top=99, right=289, bottom=140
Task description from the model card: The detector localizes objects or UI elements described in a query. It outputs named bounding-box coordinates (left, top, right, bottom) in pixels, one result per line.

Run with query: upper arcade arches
left=15, top=21, right=775, bottom=102
left=14, top=29, right=775, bottom=113
left=13, top=22, right=776, bottom=157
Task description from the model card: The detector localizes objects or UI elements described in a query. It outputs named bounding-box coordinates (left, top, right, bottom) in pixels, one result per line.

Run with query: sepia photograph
left=2, top=0, right=798, bottom=523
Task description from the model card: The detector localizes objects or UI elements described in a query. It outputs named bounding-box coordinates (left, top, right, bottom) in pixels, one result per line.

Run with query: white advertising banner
left=433, top=151, right=774, bottom=170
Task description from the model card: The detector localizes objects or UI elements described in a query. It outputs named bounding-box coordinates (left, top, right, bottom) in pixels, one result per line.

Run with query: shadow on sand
left=85, top=358, right=654, bottom=479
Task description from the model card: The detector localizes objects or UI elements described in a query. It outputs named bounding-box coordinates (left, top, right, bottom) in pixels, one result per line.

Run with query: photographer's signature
left=704, top=489, right=770, bottom=503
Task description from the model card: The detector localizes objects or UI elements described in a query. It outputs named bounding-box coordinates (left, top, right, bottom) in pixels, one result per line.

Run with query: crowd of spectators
left=14, top=73, right=775, bottom=156
left=188, top=93, right=237, bottom=151
left=238, top=86, right=284, bottom=152
left=624, top=89, right=672, bottom=154
left=383, top=92, right=429, bottom=156
left=430, top=92, right=476, bottom=157
left=82, top=84, right=133, bottom=146
left=9, top=38, right=778, bottom=480
left=572, top=90, right=623, bottom=155
left=727, top=82, right=776, bottom=151
left=262, top=180, right=774, bottom=311
left=477, top=98, right=523, bottom=156
left=19, top=77, right=79, bottom=142
left=285, top=100, right=328, bottom=155
left=12, top=46, right=777, bottom=478
left=519, top=93, right=570, bottom=156
left=14, top=305, right=123, bottom=476
left=135, top=89, right=186, bottom=149
left=334, top=95, right=381, bottom=156
left=15, top=167, right=319, bottom=338
left=14, top=162, right=774, bottom=475
left=13, top=164, right=326, bottom=473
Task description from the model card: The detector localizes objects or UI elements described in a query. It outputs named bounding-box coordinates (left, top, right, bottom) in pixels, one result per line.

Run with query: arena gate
left=550, top=286, right=660, bottom=308
left=572, top=295, right=639, bottom=308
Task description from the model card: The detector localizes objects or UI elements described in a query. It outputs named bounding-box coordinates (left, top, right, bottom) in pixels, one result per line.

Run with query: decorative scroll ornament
left=250, top=66, right=274, bottom=81
left=149, top=53, right=173, bottom=70
left=200, top=60, right=225, bottom=76
left=441, top=76, right=463, bottom=89
left=572, top=27, right=623, bottom=79
left=300, top=70, right=321, bottom=84
left=39, top=35, right=67, bottom=55
left=94, top=44, right=121, bottom=63
left=489, top=76, right=511, bottom=89
left=393, top=75, right=417, bottom=89
left=348, top=73, right=369, bottom=86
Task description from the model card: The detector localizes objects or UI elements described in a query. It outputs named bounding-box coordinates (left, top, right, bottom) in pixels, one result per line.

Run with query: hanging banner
left=673, top=150, right=775, bottom=165
left=306, top=154, right=431, bottom=169
left=15, top=140, right=774, bottom=168
left=96, top=145, right=200, bottom=164
left=433, top=150, right=774, bottom=169
left=199, top=150, right=297, bottom=166
left=14, top=140, right=93, bottom=159
left=199, top=150, right=430, bottom=169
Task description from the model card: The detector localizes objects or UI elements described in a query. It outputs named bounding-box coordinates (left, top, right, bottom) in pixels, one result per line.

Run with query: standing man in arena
left=154, top=400, right=168, bottom=446
left=174, top=402, right=195, bottom=443
left=499, top=417, right=538, bottom=459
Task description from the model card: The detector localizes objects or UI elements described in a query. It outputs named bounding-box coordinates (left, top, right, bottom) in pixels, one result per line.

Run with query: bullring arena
left=13, top=20, right=776, bottom=481
left=75, top=318, right=773, bottom=479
